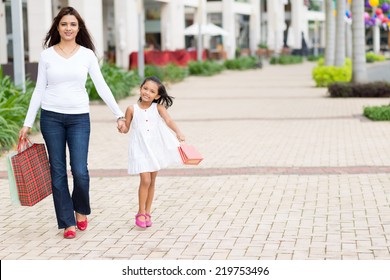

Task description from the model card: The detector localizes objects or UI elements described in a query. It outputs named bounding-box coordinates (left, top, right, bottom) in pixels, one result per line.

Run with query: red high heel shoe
left=64, top=229, right=76, bottom=239
left=76, top=217, right=88, bottom=231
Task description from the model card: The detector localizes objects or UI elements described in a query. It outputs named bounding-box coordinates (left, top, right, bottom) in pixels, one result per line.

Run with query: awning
left=184, top=23, right=229, bottom=36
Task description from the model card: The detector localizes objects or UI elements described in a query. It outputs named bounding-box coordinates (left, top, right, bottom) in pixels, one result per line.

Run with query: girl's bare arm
left=121, top=105, right=134, bottom=134
left=157, top=104, right=185, bottom=141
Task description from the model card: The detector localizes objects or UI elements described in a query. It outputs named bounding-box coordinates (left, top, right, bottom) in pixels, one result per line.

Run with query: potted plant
left=256, top=43, right=273, bottom=58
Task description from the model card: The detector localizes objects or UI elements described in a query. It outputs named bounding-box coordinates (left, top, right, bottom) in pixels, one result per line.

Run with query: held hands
left=117, top=119, right=127, bottom=133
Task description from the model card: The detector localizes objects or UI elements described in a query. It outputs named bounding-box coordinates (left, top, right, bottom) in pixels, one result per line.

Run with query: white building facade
left=0, top=0, right=326, bottom=70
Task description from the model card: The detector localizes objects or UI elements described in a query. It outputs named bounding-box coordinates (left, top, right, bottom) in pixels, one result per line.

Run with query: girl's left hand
left=177, top=133, right=185, bottom=142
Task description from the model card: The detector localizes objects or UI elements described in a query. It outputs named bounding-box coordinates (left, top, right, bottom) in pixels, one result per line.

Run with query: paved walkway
left=1, top=62, right=390, bottom=260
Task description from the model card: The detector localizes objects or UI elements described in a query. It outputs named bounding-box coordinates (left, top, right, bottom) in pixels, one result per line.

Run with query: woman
left=19, top=7, right=126, bottom=239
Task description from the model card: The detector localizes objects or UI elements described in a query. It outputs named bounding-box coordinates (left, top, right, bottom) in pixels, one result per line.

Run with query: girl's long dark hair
left=139, top=76, right=174, bottom=108
left=43, top=6, right=95, bottom=53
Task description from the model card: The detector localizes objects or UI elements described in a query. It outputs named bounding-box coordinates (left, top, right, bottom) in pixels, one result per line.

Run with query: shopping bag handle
left=17, top=136, right=33, bottom=153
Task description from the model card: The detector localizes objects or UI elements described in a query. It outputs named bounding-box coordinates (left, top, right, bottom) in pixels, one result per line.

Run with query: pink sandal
left=145, top=213, right=152, bottom=227
left=135, top=213, right=147, bottom=228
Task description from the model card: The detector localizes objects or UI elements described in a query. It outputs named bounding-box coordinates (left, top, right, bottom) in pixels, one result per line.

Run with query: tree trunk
left=351, top=0, right=368, bottom=83
left=335, top=0, right=346, bottom=66
left=324, top=0, right=335, bottom=66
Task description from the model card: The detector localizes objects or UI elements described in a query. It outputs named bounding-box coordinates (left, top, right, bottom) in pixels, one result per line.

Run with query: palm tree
left=324, top=0, right=335, bottom=65
left=351, top=0, right=368, bottom=83
left=335, top=0, right=346, bottom=66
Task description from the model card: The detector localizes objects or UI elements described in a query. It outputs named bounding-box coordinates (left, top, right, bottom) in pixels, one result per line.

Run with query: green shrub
left=312, top=58, right=352, bottom=87
left=327, top=82, right=353, bottom=97
left=188, top=60, right=225, bottom=76
left=328, top=81, right=390, bottom=97
left=144, top=65, right=165, bottom=81
left=142, top=64, right=188, bottom=83
left=307, top=55, right=323, bottom=62
left=366, top=52, right=386, bottom=63
left=188, top=61, right=205, bottom=75
left=224, top=56, right=258, bottom=70
left=270, top=55, right=303, bottom=65
left=86, top=62, right=139, bottom=101
left=0, top=67, right=36, bottom=152
left=162, top=64, right=188, bottom=83
left=364, top=105, right=390, bottom=121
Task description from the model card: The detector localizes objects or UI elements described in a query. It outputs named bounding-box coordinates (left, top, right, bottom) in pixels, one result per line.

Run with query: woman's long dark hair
left=139, top=76, right=174, bottom=109
left=43, top=6, right=95, bottom=53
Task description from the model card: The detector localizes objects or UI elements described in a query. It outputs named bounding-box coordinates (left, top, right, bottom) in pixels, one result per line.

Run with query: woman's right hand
left=19, top=126, right=31, bottom=139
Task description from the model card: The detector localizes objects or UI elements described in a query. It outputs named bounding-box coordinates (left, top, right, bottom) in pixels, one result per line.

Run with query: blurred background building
left=0, top=0, right=325, bottom=74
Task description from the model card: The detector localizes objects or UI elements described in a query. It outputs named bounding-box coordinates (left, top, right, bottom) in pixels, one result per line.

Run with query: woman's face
left=57, top=15, right=79, bottom=42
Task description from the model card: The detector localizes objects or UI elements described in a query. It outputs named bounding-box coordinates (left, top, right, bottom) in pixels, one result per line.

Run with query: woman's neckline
left=52, top=44, right=81, bottom=60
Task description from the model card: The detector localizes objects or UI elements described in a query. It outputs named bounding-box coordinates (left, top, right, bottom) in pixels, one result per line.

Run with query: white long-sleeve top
left=23, top=46, right=124, bottom=127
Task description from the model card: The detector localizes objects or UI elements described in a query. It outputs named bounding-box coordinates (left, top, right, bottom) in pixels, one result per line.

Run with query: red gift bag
left=10, top=137, right=52, bottom=206
left=178, top=143, right=203, bottom=165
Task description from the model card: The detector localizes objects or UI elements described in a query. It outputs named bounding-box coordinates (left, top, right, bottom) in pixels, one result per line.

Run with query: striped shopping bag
left=10, top=137, right=52, bottom=206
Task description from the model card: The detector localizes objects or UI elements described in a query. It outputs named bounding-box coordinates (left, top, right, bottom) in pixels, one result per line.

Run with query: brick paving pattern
left=1, top=62, right=390, bottom=260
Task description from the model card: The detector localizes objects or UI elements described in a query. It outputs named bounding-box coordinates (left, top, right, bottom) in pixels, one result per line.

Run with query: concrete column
left=292, top=0, right=310, bottom=50
left=52, top=0, right=65, bottom=16
left=266, top=0, right=285, bottom=53
left=320, top=20, right=326, bottom=49
left=373, top=23, right=380, bottom=54
left=173, top=0, right=185, bottom=50
left=26, top=0, right=52, bottom=62
left=160, top=3, right=168, bottom=51
left=69, top=0, right=105, bottom=59
left=114, top=0, right=138, bottom=69
left=160, top=0, right=185, bottom=51
left=222, top=0, right=235, bottom=59
left=102, top=0, right=111, bottom=53
left=290, top=0, right=304, bottom=49
left=0, top=2, right=7, bottom=63
left=249, top=0, right=261, bottom=55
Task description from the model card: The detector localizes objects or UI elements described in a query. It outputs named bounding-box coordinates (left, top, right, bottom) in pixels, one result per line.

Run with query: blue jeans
left=40, top=109, right=91, bottom=229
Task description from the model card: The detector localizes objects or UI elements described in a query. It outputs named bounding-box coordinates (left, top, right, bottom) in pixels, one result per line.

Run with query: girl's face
left=57, top=15, right=79, bottom=42
left=140, top=81, right=160, bottom=102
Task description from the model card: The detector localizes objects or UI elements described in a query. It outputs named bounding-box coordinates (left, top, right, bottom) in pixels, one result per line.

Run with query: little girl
left=121, top=76, right=185, bottom=228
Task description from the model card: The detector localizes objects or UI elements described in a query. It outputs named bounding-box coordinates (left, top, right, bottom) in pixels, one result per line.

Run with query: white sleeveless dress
left=128, top=103, right=181, bottom=174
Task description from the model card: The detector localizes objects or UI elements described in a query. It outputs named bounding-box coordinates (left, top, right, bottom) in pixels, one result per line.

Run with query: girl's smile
left=140, top=81, right=160, bottom=102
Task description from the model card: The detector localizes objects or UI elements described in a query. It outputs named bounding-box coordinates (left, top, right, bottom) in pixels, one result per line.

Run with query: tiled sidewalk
left=1, top=62, right=390, bottom=260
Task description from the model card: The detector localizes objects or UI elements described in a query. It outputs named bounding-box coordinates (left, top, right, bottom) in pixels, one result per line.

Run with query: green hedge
left=366, top=52, right=386, bottom=63
left=312, top=58, right=352, bottom=87
left=0, top=67, right=36, bottom=152
left=86, top=62, right=139, bottom=101
left=224, top=56, right=258, bottom=70
left=188, top=60, right=225, bottom=76
left=144, top=64, right=188, bottom=83
left=328, top=81, right=390, bottom=97
left=270, top=55, right=303, bottom=65
left=364, top=105, right=390, bottom=121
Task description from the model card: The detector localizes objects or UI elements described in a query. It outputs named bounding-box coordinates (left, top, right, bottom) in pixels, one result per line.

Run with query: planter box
left=256, top=49, right=273, bottom=58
